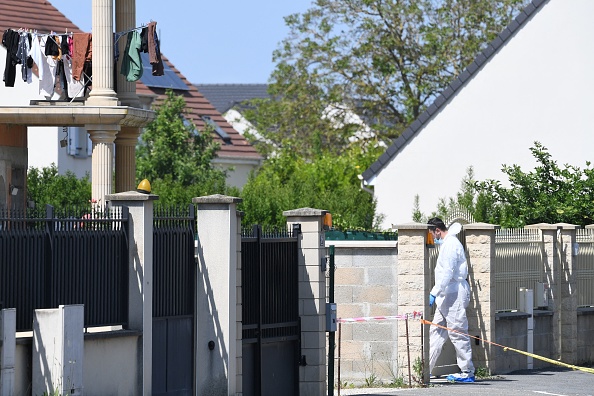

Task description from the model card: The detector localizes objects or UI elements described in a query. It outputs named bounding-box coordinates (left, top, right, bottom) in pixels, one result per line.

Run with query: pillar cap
left=283, top=208, right=328, bottom=217
left=392, top=222, right=429, bottom=230
left=192, top=194, right=242, bottom=204
left=106, top=191, right=159, bottom=201
left=463, top=222, right=501, bottom=230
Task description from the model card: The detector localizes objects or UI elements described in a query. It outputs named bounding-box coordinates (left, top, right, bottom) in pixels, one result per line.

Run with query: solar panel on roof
left=138, top=52, right=189, bottom=91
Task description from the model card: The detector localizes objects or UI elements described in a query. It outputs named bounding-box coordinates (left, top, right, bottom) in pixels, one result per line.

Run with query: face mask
left=434, top=238, right=443, bottom=246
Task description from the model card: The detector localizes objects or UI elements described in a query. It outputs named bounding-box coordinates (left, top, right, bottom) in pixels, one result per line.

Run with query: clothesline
left=9, top=24, right=152, bottom=39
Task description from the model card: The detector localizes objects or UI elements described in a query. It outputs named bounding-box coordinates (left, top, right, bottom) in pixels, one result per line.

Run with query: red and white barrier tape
left=337, top=312, right=422, bottom=323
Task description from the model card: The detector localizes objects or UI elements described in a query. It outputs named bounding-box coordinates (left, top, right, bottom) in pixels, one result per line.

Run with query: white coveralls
left=429, top=223, right=475, bottom=374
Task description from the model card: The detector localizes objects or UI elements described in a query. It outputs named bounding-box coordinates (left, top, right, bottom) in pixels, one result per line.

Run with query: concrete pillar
left=106, top=189, right=159, bottom=396
left=283, top=208, right=328, bottom=396
left=32, top=305, right=84, bottom=396
left=88, top=126, right=119, bottom=204
left=115, top=127, right=141, bottom=192
left=464, top=223, right=499, bottom=373
left=115, top=0, right=141, bottom=108
left=87, top=0, right=119, bottom=106
left=192, top=194, right=242, bottom=396
left=395, top=222, right=431, bottom=383
left=525, top=224, right=562, bottom=360
left=556, top=223, right=578, bottom=364
left=1, top=308, right=16, bottom=396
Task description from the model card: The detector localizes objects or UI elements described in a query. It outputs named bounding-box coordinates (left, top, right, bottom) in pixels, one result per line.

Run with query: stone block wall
left=494, top=314, right=529, bottom=373
left=328, top=242, right=399, bottom=386
left=577, top=310, right=594, bottom=364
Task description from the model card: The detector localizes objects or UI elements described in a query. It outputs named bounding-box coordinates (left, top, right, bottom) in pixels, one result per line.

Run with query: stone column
left=115, top=127, right=141, bottom=192
left=556, top=223, right=578, bottom=364
left=106, top=190, right=159, bottom=396
left=283, top=208, right=328, bottom=396
left=464, top=223, right=499, bottom=373
left=115, top=0, right=141, bottom=108
left=32, top=305, right=84, bottom=396
left=1, top=308, right=16, bottom=396
left=87, top=126, right=120, bottom=204
left=87, top=0, right=119, bottom=106
left=192, top=194, right=242, bottom=396
left=395, top=222, right=431, bottom=383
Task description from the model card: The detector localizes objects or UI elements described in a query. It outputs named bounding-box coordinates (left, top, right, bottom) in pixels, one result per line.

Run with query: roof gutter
left=357, top=174, right=374, bottom=195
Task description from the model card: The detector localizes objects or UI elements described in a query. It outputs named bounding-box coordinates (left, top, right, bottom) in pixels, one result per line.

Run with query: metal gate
left=241, top=224, right=301, bottom=396
left=152, top=205, right=197, bottom=396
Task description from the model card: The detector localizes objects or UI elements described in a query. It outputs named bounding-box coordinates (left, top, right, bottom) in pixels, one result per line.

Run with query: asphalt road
left=337, top=367, right=594, bottom=396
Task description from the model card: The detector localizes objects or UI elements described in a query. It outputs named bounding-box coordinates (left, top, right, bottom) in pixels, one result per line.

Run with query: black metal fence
left=0, top=205, right=129, bottom=331
left=153, top=204, right=196, bottom=318
left=152, top=204, right=197, bottom=395
left=241, top=224, right=301, bottom=396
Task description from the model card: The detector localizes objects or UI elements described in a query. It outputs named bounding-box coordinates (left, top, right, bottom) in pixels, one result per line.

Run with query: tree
left=421, top=142, right=594, bottom=228
left=136, top=90, right=229, bottom=204
left=473, top=142, right=594, bottom=227
left=26, top=164, right=91, bottom=207
left=245, top=0, right=529, bottom=159
left=239, top=145, right=383, bottom=229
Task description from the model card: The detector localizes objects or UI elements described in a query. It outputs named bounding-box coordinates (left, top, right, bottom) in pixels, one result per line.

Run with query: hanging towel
left=120, top=31, right=143, bottom=82
left=147, top=22, right=164, bottom=76
left=63, top=54, right=85, bottom=98
left=32, top=35, right=58, bottom=98
left=72, top=33, right=92, bottom=81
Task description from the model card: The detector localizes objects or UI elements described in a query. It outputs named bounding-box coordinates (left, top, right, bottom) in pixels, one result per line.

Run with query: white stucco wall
left=372, top=0, right=594, bottom=228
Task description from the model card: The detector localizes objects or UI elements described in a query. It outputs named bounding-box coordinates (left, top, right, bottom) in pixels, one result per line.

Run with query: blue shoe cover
left=446, top=373, right=475, bottom=383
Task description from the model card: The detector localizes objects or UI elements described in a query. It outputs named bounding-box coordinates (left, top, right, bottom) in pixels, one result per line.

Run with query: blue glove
left=429, top=294, right=436, bottom=307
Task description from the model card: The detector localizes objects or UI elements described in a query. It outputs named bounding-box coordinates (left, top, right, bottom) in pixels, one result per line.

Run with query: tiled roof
left=362, top=0, right=547, bottom=182
left=194, top=84, right=270, bottom=114
left=137, top=62, right=262, bottom=160
left=0, top=0, right=260, bottom=161
left=0, top=0, right=81, bottom=33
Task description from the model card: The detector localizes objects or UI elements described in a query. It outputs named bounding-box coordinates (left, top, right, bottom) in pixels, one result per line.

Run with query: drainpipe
left=357, top=174, right=374, bottom=195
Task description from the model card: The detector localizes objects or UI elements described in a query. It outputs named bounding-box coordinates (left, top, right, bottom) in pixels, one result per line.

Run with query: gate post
left=395, top=223, right=431, bottom=383
left=193, top=194, right=242, bottom=396
left=283, top=208, right=328, bottom=396
left=107, top=190, right=159, bottom=396
left=464, top=223, right=498, bottom=373
left=556, top=224, right=578, bottom=364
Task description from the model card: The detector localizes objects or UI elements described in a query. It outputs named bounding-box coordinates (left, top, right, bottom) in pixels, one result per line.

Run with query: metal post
left=406, top=315, right=412, bottom=387
left=337, top=321, right=342, bottom=396
left=44, top=204, right=55, bottom=308
left=255, top=224, right=262, bottom=396
left=421, top=314, right=425, bottom=384
left=328, top=245, right=335, bottom=396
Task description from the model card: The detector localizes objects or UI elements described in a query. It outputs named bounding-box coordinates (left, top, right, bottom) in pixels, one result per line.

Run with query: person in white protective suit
left=427, top=217, right=475, bottom=383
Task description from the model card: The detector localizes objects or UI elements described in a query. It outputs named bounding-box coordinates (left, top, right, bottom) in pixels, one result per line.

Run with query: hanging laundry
left=60, top=34, right=70, bottom=56
left=44, top=34, right=60, bottom=58
left=146, top=21, right=164, bottom=76
left=62, top=54, right=85, bottom=99
left=72, top=33, right=92, bottom=81
left=121, top=31, right=143, bottom=82
left=30, top=34, right=58, bottom=98
left=2, top=29, right=21, bottom=87
left=16, top=32, right=32, bottom=83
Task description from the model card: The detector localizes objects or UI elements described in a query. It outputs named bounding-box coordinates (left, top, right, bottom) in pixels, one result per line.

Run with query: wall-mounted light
left=10, top=185, right=19, bottom=195
left=60, top=126, right=68, bottom=148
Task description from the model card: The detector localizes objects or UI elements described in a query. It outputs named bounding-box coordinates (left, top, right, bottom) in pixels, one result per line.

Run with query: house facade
left=362, top=0, right=594, bottom=229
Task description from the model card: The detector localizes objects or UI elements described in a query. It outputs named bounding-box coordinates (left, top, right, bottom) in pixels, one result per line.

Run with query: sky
left=48, top=0, right=314, bottom=84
